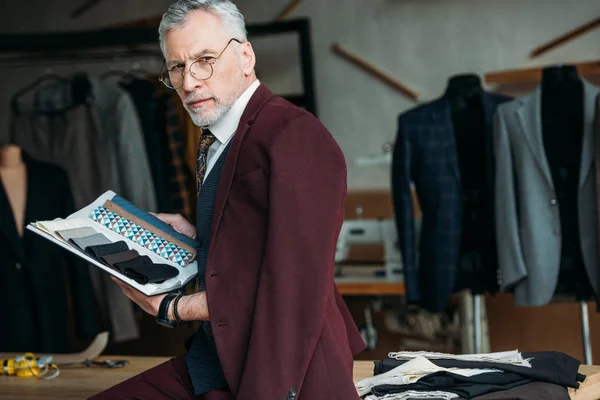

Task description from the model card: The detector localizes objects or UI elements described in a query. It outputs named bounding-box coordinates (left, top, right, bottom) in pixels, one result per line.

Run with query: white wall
left=2, top=0, right=600, bottom=189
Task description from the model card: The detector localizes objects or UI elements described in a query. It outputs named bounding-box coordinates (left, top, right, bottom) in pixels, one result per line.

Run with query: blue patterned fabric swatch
left=111, top=194, right=197, bottom=249
left=89, top=206, right=194, bottom=267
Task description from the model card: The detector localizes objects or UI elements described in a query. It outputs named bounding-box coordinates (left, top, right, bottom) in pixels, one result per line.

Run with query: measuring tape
left=1, top=353, right=60, bottom=379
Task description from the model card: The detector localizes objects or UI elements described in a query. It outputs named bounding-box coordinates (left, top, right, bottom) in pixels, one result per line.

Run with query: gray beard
left=185, top=97, right=234, bottom=127
left=185, top=70, right=247, bottom=127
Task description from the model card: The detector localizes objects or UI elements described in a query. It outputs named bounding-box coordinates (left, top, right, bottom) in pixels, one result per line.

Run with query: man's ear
left=239, top=41, right=256, bottom=76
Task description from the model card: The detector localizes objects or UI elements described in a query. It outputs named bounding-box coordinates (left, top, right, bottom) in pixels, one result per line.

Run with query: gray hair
left=158, top=0, right=248, bottom=57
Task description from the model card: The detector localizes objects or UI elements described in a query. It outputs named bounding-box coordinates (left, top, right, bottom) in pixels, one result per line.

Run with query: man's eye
left=199, top=57, right=216, bottom=63
left=170, top=64, right=185, bottom=71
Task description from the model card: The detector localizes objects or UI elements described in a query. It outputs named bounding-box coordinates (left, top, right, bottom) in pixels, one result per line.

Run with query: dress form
left=0, top=145, right=27, bottom=237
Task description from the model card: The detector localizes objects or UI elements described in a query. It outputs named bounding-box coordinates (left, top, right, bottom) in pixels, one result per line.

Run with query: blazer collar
left=436, top=91, right=497, bottom=182
left=208, top=83, right=273, bottom=252
left=516, top=80, right=598, bottom=190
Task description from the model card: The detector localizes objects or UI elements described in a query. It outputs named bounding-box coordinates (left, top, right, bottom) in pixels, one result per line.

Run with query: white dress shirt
left=203, top=79, right=261, bottom=182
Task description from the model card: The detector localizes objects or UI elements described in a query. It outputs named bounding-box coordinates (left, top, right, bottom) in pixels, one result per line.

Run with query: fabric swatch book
left=27, top=190, right=198, bottom=296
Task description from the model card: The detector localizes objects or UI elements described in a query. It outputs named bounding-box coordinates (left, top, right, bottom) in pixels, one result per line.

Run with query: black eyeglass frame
left=158, top=38, right=243, bottom=89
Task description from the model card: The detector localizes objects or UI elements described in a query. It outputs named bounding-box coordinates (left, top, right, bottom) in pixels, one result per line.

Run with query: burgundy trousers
left=89, top=355, right=234, bottom=400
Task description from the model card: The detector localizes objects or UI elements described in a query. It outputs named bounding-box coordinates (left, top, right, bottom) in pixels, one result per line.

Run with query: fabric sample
left=122, top=263, right=180, bottom=284
left=85, top=241, right=129, bottom=261
left=366, top=391, right=458, bottom=400
left=356, top=357, right=499, bottom=397
left=104, top=194, right=196, bottom=254
left=376, top=351, right=583, bottom=389
left=387, top=351, right=531, bottom=367
left=89, top=206, right=193, bottom=267
left=371, top=372, right=531, bottom=399
left=56, top=227, right=99, bottom=242
left=101, top=250, right=140, bottom=269
left=464, top=381, right=570, bottom=400
left=70, top=233, right=112, bottom=252
left=115, top=256, right=153, bottom=272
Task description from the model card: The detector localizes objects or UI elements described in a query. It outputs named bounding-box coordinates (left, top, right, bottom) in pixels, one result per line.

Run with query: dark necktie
left=196, top=129, right=217, bottom=196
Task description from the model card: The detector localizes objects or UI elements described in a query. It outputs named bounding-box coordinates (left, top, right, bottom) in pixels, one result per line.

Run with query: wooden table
left=335, top=266, right=406, bottom=296
left=1, top=356, right=598, bottom=399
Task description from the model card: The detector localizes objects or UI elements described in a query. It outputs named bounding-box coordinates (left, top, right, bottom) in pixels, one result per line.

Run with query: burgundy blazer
left=202, top=83, right=365, bottom=399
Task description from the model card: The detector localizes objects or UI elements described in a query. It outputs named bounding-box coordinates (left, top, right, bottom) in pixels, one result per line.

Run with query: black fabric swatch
left=85, top=241, right=129, bottom=261
left=122, top=263, right=179, bottom=284
left=101, top=250, right=140, bottom=269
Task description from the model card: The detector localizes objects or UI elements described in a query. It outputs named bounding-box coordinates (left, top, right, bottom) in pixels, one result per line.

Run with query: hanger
left=11, top=68, right=67, bottom=115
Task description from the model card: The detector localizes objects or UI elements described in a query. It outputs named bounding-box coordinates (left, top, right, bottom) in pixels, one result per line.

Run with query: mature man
left=92, top=0, right=364, bottom=399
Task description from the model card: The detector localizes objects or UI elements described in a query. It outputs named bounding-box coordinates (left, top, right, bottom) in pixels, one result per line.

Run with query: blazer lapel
left=437, top=97, right=460, bottom=182
left=579, top=80, right=598, bottom=189
left=209, top=83, right=274, bottom=244
left=0, top=164, right=28, bottom=263
left=516, top=87, right=554, bottom=190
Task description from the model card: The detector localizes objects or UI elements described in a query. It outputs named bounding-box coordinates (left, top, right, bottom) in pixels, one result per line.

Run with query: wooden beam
left=485, top=60, right=600, bottom=85
left=71, top=0, right=105, bottom=19
left=530, top=16, right=600, bottom=58
left=274, top=0, right=303, bottom=21
left=331, top=43, right=419, bottom=101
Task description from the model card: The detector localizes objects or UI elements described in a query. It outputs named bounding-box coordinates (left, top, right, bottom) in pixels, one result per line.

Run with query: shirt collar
left=208, top=79, right=261, bottom=144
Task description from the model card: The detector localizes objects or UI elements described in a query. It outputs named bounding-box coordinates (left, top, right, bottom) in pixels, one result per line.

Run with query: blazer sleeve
left=493, top=107, right=528, bottom=290
left=391, top=116, right=418, bottom=300
left=236, top=113, right=347, bottom=400
left=59, top=172, right=101, bottom=340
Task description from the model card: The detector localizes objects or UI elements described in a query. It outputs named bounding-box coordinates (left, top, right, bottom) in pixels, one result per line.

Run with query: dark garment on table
left=89, top=355, right=234, bottom=400
left=374, top=351, right=584, bottom=388
left=459, top=381, right=570, bottom=400
left=0, top=153, right=99, bottom=353
left=371, top=371, right=531, bottom=399
left=392, top=89, right=511, bottom=312
left=120, top=78, right=169, bottom=212
left=186, top=143, right=232, bottom=396
left=541, top=69, right=594, bottom=300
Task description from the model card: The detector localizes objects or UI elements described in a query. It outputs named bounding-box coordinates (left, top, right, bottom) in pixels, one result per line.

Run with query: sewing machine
left=335, top=218, right=403, bottom=282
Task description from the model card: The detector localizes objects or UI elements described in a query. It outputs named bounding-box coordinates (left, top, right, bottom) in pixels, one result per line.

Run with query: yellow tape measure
left=1, top=353, right=60, bottom=379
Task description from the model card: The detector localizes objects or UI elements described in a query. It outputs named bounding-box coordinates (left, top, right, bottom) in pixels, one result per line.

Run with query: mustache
left=185, top=93, right=215, bottom=105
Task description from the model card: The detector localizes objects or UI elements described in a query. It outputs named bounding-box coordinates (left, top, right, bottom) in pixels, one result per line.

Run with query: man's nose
left=182, top=70, right=203, bottom=92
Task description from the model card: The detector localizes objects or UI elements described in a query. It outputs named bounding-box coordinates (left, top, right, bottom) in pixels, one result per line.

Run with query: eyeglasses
left=158, top=38, right=242, bottom=89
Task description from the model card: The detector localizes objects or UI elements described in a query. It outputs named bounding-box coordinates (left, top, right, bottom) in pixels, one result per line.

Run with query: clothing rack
left=0, top=18, right=318, bottom=115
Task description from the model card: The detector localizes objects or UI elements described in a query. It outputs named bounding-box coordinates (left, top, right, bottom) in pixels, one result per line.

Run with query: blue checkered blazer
left=392, top=91, right=511, bottom=312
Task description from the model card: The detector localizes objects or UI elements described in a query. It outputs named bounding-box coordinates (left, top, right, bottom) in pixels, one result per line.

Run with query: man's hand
left=111, top=277, right=168, bottom=317
left=152, top=213, right=196, bottom=239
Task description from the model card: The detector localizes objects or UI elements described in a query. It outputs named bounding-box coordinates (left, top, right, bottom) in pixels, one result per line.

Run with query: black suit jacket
left=0, top=152, right=99, bottom=353
left=392, top=91, right=511, bottom=312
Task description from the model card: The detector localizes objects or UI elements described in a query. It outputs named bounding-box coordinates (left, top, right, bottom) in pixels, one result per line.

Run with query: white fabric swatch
left=35, top=218, right=95, bottom=241
left=387, top=350, right=532, bottom=368
left=365, top=391, right=458, bottom=400
left=355, top=356, right=500, bottom=397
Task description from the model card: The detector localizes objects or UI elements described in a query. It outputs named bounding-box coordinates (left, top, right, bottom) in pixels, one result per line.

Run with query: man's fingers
left=153, top=213, right=183, bottom=225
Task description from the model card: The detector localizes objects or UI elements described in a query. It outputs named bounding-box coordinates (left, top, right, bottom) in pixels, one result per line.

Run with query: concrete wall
left=1, top=0, right=599, bottom=188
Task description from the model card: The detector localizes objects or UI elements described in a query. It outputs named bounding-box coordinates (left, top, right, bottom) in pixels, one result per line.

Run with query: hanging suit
left=392, top=90, right=510, bottom=312
left=494, top=81, right=599, bottom=307
left=0, top=152, right=99, bottom=352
